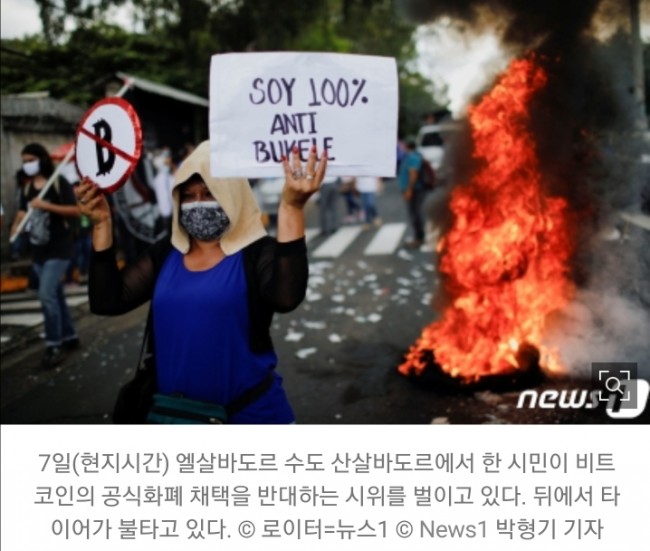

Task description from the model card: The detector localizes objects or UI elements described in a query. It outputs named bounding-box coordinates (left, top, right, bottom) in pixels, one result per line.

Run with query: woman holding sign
left=78, top=141, right=327, bottom=424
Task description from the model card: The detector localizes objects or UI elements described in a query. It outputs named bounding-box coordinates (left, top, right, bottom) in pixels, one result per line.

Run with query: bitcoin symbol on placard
left=92, top=118, right=115, bottom=176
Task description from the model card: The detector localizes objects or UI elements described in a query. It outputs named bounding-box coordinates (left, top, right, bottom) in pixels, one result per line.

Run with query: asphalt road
left=1, top=180, right=648, bottom=424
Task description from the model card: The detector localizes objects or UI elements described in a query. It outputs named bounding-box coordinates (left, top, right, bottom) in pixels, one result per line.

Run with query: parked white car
left=416, top=122, right=461, bottom=182
left=253, top=177, right=320, bottom=227
left=255, top=177, right=285, bottom=219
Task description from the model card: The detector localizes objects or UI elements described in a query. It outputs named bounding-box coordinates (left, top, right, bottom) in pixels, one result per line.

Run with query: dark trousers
left=319, top=183, right=339, bottom=234
left=407, top=188, right=426, bottom=241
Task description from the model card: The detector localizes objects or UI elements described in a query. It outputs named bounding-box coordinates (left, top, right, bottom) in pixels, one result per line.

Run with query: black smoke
left=399, top=0, right=610, bottom=48
left=400, top=0, right=650, bottom=374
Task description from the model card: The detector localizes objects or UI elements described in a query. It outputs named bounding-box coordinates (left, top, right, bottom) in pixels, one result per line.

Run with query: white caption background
left=1, top=425, right=648, bottom=550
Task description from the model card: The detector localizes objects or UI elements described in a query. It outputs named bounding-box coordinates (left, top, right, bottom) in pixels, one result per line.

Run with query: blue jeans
left=360, top=192, right=378, bottom=223
left=66, top=233, right=92, bottom=282
left=33, top=259, right=78, bottom=347
left=342, top=190, right=360, bottom=215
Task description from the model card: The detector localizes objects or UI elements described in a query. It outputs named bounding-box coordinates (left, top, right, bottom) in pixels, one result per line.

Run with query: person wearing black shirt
left=9, top=143, right=81, bottom=368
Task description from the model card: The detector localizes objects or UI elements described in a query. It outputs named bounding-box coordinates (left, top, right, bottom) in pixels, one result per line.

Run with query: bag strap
left=225, top=372, right=274, bottom=416
left=136, top=308, right=154, bottom=374
left=138, top=302, right=272, bottom=417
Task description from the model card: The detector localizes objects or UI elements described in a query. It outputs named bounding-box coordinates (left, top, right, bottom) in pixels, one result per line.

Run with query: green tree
left=2, top=0, right=446, bottom=134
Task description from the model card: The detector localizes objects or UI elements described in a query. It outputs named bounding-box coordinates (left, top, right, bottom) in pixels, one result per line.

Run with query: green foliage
left=1, top=0, right=447, bottom=134
left=645, top=43, right=649, bottom=118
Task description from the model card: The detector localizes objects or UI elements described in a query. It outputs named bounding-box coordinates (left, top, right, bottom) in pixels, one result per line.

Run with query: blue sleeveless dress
left=152, top=249, right=295, bottom=424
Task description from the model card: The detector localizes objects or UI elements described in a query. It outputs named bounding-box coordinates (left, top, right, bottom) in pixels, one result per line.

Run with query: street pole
left=630, top=0, right=647, bottom=131
left=9, top=78, right=134, bottom=243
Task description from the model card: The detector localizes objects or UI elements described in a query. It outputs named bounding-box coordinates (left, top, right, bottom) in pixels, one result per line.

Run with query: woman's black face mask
left=179, top=201, right=230, bottom=241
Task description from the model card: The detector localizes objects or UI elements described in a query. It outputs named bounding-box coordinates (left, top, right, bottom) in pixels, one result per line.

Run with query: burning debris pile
left=398, top=0, right=650, bottom=386
left=399, top=56, right=574, bottom=384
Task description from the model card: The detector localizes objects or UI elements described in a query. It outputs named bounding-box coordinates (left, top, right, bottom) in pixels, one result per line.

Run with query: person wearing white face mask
left=9, top=143, right=82, bottom=369
left=77, top=141, right=328, bottom=424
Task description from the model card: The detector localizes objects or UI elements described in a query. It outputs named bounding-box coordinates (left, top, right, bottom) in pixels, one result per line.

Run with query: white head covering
left=171, top=141, right=267, bottom=255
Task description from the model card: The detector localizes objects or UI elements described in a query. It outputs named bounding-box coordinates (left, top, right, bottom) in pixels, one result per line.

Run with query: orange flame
left=399, top=56, right=575, bottom=382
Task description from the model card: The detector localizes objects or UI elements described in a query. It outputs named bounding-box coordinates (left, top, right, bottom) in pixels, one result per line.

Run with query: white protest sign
left=75, top=97, right=142, bottom=193
left=210, top=52, right=398, bottom=178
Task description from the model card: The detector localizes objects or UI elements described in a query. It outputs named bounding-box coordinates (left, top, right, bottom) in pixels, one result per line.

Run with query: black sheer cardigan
left=88, top=236, right=309, bottom=354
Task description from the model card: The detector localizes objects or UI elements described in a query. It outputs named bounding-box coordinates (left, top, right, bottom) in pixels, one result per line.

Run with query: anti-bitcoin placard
left=75, top=97, right=142, bottom=193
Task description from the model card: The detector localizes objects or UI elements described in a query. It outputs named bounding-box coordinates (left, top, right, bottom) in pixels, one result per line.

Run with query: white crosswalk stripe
left=311, top=226, right=364, bottom=258
left=364, top=222, right=408, bottom=256
left=307, top=223, right=410, bottom=258
left=1, top=300, right=43, bottom=311
left=1, top=313, right=44, bottom=328
left=304, top=228, right=320, bottom=243
left=1, top=291, right=89, bottom=344
left=274, top=224, right=411, bottom=257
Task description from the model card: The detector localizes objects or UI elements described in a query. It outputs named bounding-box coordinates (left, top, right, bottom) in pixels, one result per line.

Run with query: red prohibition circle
left=74, top=97, right=143, bottom=194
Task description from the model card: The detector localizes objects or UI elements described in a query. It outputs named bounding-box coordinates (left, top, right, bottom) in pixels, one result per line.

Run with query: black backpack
left=418, top=155, right=436, bottom=190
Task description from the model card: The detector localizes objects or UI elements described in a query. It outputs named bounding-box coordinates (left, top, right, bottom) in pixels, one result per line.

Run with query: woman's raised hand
left=280, top=145, right=328, bottom=209
left=74, top=177, right=112, bottom=225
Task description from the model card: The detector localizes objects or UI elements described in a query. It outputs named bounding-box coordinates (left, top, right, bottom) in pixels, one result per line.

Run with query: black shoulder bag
left=112, top=310, right=157, bottom=424
left=113, top=310, right=275, bottom=424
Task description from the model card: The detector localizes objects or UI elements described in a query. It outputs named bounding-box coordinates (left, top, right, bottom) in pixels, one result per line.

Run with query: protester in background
left=58, top=160, right=92, bottom=286
left=318, top=175, right=340, bottom=236
left=398, top=139, right=426, bottom=248
left=79, top=141, right=327, bottom=424
left=151, top=147, right=174, bottom=232
left=340, top=176, right=362, bottom=224
left=9, top=169, right=30, bottom=261
left=174, top=142, right=196, bottom=171
left=111, top=159, right=167, bottom=263
left=355, top=176, right=382, bottom=230
left=9, top=143, right=81, bottom=368
left=396, top=137, right=407, bottom=172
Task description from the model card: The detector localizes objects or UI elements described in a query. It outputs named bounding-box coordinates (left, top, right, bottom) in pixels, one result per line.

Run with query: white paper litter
left=367, top=313, right=382, bottom=323
left=331, top=294, right=345, bottom=303
left=397, top=249, right=413, bottom=261
left=309, top=261, right=333, bottom=273
left=296, top=348, right=317, bottom=359
left=302, top=320, right=326, bottom=330
left=328, top=334, right=343, bottom=343
left=285, top=330, right=305, bottom=342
